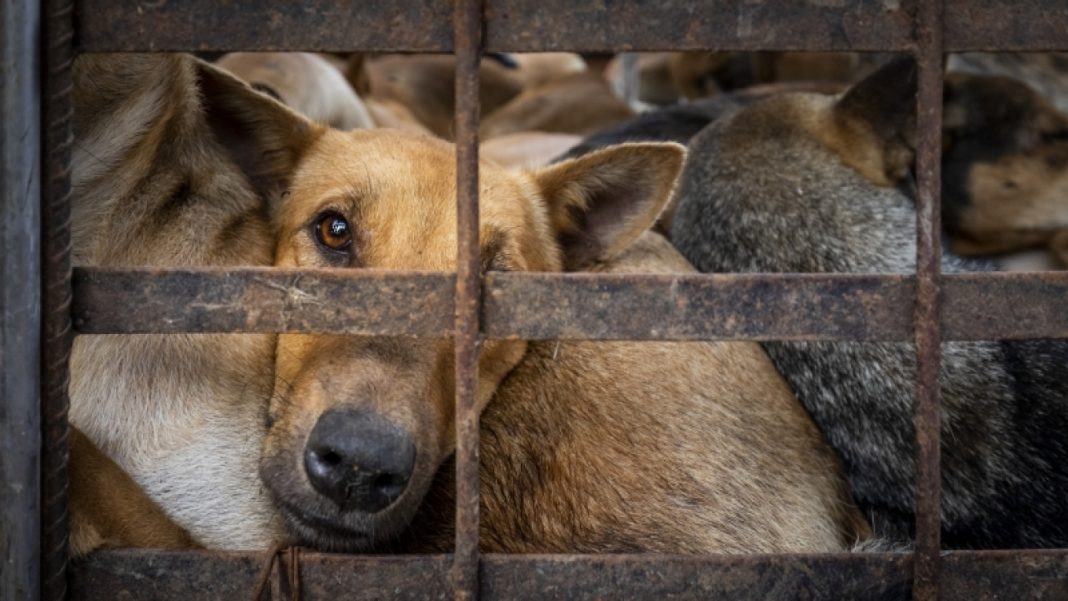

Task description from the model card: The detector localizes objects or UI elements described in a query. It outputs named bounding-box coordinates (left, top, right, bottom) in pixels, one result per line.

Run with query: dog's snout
left=304, top=410, right=416, bottom=513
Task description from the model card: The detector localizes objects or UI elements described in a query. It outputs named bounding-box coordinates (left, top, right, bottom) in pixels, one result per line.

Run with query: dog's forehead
left=294, top=129, right=522, bottom=205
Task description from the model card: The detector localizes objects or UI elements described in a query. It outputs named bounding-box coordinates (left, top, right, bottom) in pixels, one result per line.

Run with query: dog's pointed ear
left=194, top=59, right=323, bottom=201
left=835, top=57, right=917, bottom=141
left=532, top=143, right=686, bottom=270
left=834, top=56, right=917, bottom=183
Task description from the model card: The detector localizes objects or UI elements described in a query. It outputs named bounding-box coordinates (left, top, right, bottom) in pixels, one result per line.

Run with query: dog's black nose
left=304, top=410, right=415, bottom=513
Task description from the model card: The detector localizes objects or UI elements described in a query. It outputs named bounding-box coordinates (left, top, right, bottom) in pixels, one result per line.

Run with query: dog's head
left=942, top=73, right=1068, bottom=256
left=195, top=59, right=685, bottom=550
left=267, top=133, right=682, bottom=550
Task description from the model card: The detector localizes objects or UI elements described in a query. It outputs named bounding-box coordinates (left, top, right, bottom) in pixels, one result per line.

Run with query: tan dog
left=216, top=52, right=375, bottom=130
left=70, top=53, right=329, bottom=551
left=69, top=427, right=197, bottom=555
left=508, top=52, right=587, bottom=89
left=349, top=54, right=523, bottom=139
left=248, top=118, right=868, bottom=552
left=399, top=233, right=870, bottom=553
left=479, top=72, right=634, bottom=139
left=942, top=72, right=1068, bottom=266
left=480, top=131, right=582, bottom=168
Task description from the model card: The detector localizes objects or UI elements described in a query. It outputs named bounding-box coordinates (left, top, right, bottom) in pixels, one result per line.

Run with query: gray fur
left=671, top=94, right=1068, bottom=548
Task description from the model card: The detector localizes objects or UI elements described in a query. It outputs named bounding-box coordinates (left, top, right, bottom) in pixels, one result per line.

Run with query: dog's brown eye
left=315, top=212, right=353, bottom=252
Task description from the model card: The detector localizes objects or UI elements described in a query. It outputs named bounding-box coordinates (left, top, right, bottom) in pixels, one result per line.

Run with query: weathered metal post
left=913, top=0, right=946, bottom=599
left=1, top=0, right=43, bottom=599
left=452, top=0, right=484, bottom=599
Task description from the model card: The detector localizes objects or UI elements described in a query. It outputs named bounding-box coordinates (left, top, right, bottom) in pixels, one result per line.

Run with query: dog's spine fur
left=671, top=98, right=1068, bottom=548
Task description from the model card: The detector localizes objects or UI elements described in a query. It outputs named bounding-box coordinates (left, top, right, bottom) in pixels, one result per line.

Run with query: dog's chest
left=69, top=332, right=284, bottom=549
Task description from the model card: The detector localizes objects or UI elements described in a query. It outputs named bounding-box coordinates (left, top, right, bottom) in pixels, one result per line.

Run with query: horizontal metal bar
left=77, top=0, right=455, bottom=53
left=942, top=272, right=1068, bottom=341
left=69, top=549, right=1068, bottom=601
left=72, top=269, right=1068, bottom=341
left=71, top=267, right=456, bottom=337
left=75, top=0, right=1068, bottom=52
left=484, top=272, right=915, bottom=341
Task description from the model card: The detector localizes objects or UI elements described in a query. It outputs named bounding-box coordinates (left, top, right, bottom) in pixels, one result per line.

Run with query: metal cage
left=3, top=1, right=1068, bottom=600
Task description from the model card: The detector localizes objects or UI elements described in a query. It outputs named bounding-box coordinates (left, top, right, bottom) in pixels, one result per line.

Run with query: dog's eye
left=314, top=212, right=353, bottom=253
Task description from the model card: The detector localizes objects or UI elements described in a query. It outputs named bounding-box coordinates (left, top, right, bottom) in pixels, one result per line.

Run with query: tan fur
left=480, top=131, right=583, bottom=168
left=509, top=52, right=587, bottom=89
left=402, top=233, right=870, bottom=553
left=69, top=427, right=198, bottom=556
left=349, top=54, right=523, bottom=139
left=943, top=73, right=1068, bottom=261
left=480, top=73, right=634, bottom=140
left=257, top=125, right=868, bottom=552
left=70, top=53, right=330, bottom=550
left=364, top=97, right=433, bottom=134
left=216, top=52, right=374, bottom=130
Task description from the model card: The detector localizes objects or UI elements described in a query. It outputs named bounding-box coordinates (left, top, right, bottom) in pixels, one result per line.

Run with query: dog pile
left=69, top=50, right=1068, bottom=556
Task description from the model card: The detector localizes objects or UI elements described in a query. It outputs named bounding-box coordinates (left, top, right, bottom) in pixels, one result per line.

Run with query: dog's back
left=404, top=232, right=869, bottom=554
left=671, top=59, right=1068, bottom=548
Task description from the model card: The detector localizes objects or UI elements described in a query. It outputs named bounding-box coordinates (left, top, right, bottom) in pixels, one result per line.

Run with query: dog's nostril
left=319, top=450, right=342, bottom=467
left=304, top=409, right=417, bottom=513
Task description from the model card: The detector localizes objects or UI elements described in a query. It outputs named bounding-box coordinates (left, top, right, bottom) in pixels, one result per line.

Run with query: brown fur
left=402, top=233, right=870, bottom=553
left=480, top=72, right=634, bottom=139
left=942, top=73, right=1068, bottom=260
left=509, top=52, right=587, bottom=89
left=69, top=427, right=198, bottom=556
left=480, top=131, right=583, bottom=168
left=255, top=121, right=868, bottom=552
left=348, top=54, right=523, bottom=139
left=70, top=53, right=336, bottom=551
left=216, top=52, right=375, bottom=130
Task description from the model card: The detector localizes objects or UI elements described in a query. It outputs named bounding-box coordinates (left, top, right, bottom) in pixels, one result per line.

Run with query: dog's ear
left=834, top=56, right=917, bottom=183
left=194, top=59, right=323, bottom=201
left=532, top=143, right=686, bottom=270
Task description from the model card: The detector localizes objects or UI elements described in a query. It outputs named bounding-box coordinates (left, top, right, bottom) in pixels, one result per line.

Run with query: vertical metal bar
left=913, top=0, right=945, bottom=600
left=452, top=0, right=483, bottom=600
left=0, top=0, right=43, bottom=598
left=40, top=0, right=75, bottom=599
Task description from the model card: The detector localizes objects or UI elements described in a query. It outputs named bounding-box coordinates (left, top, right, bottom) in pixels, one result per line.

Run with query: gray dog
left=671, top=58, right=1068, bottom=549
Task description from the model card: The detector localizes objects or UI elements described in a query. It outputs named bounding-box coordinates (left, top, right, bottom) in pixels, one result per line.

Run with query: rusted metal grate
left=0, top=0, right=1066, bottom=600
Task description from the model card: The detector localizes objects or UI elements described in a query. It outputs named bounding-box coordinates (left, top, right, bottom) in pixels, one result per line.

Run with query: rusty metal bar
left=0, top=0, right=42, bottom=598
left=77, top=0, right=455, bottom=53
left=452, top=0, right=483, bottom=599
left=73, top=0, right=1068, bottom=53
left=69, top=549, right=1068, bottom=600
left=485, top=272, right=915, bottom=341
left=913, top=0, right=946, bottom=599
left=942, top=272, right=1068, bottom=340
left=71, top=268, right=456, bottom=337
left=71, top=269, right=1068, bottom=341
left=40, top=0, right=76, bottom=599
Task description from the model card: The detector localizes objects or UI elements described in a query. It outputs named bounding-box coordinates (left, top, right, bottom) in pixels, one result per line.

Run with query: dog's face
left=943, top=74, right=1068, bottom=256
left=251, top=127, right=683, bottom=549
